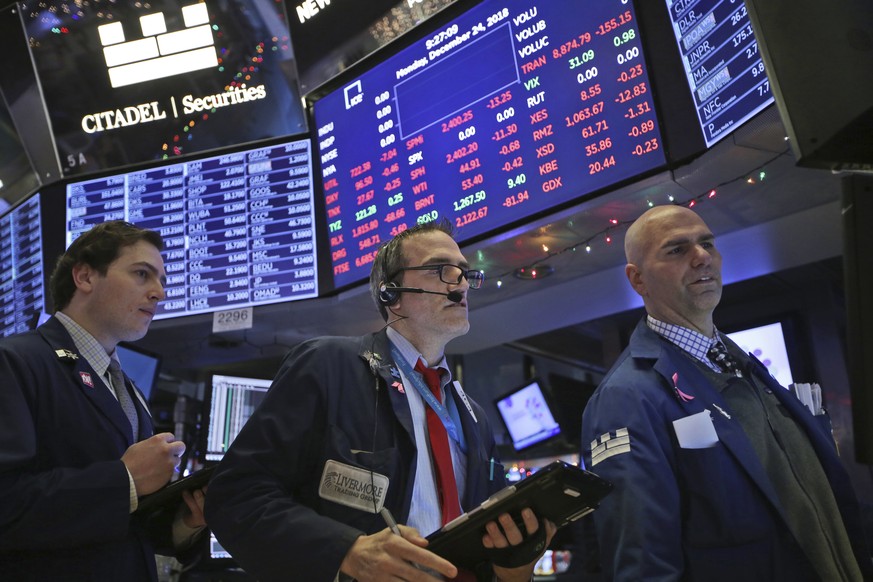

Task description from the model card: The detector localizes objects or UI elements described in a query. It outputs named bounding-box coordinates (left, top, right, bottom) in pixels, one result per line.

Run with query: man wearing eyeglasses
left=206, top=220, right=554, bottom=582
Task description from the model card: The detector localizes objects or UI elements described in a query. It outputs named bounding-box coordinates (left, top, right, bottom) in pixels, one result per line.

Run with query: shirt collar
left=646, top=314, right=723, bottom=366
left=386, top=327, right=452, bottom=383
left=55, top=312, right=115, bottom=376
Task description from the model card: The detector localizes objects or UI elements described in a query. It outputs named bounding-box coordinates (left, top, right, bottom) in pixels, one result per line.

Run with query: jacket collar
left=37, top=316, right=139, bottom=445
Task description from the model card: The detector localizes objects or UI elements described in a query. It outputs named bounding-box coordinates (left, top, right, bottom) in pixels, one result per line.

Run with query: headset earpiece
left=379, top=281, right=400, bottom=306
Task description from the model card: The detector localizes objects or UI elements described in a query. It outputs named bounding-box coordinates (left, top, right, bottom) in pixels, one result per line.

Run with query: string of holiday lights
left=490, top=148, right=793, bottom=289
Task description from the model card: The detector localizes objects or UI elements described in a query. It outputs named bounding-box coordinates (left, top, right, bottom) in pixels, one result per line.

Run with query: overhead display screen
left=22, top=0, right=306, bottom=177
left=66, top=139, right=318, bottom=319
left=664, top=0, right=774, bottom=147
left=0, top=194, right=44, bottom=337
left=0, top=87, right=39, bottom=204
left=313, top=0, right=667, bottom=289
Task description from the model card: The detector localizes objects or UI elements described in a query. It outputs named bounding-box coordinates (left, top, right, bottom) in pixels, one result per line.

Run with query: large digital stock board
left=664, top=0, right=774, bottom=147
left=313, top=0, right=667, bottom=289
left=21, top=0, right=307, bottom=177
left=65, top=139, right=318, bottom=319
left=0, top=194, right=45, bottom=337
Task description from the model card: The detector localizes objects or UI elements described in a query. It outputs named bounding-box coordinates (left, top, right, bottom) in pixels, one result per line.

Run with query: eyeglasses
left=391, top=264, right=485, bottom=289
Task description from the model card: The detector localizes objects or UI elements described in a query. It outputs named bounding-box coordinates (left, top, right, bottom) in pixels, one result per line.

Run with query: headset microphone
left=388, top=286, right=464, bottom=303
left=379, top=282, right=463, bottom=305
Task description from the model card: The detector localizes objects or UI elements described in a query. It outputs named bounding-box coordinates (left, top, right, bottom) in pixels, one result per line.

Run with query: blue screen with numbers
left=311, top=0, right=668, bottom=289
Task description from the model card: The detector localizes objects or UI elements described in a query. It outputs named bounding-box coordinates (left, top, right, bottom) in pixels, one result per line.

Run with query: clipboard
left=135, top=466, right=215, bottom=515
left=425, top=461, right=612, bottom=570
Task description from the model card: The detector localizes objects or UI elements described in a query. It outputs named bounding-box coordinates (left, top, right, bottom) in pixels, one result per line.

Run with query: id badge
left=318, top=459, right=390, bottom=513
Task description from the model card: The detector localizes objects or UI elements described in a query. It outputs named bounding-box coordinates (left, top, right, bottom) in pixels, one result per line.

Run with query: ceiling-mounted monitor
left=0, top=88, right=39, bottom=206
left=20, top=0, right=307, bottom=178
left=744, top=0, right=873, bottom=170
left=0, top=192, right=45, bottom=337
left=64, top=137, right=318, bottom=319
left=309, top=0, right=668, bottom=289
left=662, top=0, right=775, bottom=148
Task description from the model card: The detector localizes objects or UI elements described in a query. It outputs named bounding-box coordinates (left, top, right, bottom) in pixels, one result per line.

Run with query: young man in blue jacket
left=0, top=221, right=206, bottom=580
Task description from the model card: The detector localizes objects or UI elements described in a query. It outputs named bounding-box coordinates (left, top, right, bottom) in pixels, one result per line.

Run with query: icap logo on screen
left=97, top=2, right=217, bottom=88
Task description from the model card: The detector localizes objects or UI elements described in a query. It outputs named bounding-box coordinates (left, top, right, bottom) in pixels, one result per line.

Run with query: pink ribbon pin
left=673, top=372, right=695, bottom=402
left=391, top=381, right=405, bottom=394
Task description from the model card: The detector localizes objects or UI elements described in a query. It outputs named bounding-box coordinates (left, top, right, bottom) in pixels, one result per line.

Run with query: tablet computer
left=425, top=461, right=612, bottom=570
left=136, top=466, right=215, bottom=515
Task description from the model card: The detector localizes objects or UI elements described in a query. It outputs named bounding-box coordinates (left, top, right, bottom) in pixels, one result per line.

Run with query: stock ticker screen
left=0, top=194, right=45, bottom=337
left=664, top=0, right=774, bottom=147
left=312, top=0, right=668, bottom=289
left=65, top=139, right=318, bottom=320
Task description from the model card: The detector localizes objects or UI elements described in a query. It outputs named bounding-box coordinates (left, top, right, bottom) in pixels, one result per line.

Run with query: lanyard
left=390, top=345, right=465, bottom=449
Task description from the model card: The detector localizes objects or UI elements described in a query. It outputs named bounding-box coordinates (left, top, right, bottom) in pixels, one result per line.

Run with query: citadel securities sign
left=80, top=1, right=267, bottom=134
left=22, top=0, right=307, bottom=176
left=80, top=85, right=268, bottom=134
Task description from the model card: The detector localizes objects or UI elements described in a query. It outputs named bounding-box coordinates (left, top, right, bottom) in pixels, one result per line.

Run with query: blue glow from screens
left=313, top=0, right=667, bottom=288
left=116, top=344, right=161, bottom=401
left=727, top=322, right=793, bottom=387
left=496, top=380, right=561, bottom=451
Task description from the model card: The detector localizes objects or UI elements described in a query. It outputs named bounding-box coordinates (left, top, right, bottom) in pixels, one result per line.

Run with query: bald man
left=581, top=206, right=871, bottom=581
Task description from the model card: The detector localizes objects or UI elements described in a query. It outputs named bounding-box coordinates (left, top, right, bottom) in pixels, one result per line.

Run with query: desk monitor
left=116, top=343, right=162, bottom=402
left=495, top=379, right=562, bottom=451
left=726, top=321, right=793, bottom=389
left=202, top=373, right=271, bottom=462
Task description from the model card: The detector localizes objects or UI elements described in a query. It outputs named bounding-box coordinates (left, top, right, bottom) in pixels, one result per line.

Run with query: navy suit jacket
left=0, top=316, right=171, bottom=581
left=205, top=330, right=506, bottom=582
left=582, top=320, right=872, bottom=581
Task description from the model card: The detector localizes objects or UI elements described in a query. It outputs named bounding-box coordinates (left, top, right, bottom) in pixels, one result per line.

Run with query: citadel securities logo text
left=79, top=1, right=268, bottom=134
left=80, top=85, right=268, bottom=134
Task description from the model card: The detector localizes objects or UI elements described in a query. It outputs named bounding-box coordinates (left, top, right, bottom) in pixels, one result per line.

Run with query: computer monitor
left=116, top=343, right=162, bottom=402
left=495, top=379, right=562, bottom=451
left=202, top=373, right=271, bottom=462
left=726, top=321, right=794, bottom=388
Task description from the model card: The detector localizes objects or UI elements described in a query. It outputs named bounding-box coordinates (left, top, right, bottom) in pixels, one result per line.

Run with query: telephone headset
left=378, top=281, right=463, bottom=305
left=378, top=281, right=402, bottom=306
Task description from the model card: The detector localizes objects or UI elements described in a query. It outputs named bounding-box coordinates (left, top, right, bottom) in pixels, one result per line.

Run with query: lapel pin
left=55, top=349, right=79, bottom=361
left=672, top=372, right=695, bottom=402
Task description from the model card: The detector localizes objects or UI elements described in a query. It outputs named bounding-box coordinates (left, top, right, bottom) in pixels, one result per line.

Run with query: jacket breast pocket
left=321, top=424, right=405, bottom=513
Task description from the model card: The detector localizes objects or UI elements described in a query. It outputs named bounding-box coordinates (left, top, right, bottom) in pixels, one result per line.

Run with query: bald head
left=625, top=205, right=706, bottom=267
left=623, top=205, right=722, bottom=335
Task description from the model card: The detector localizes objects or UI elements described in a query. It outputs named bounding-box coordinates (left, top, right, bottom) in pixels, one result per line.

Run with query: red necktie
left=415, top=361, right=476, bottom=582
left=415, top=359, right=462, bottom=525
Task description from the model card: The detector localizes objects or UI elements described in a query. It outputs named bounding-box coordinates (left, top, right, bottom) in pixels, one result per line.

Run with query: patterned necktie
left=414, top=359, right=462, bottom=526
left=108, top=358, right=139, bottom=438
left=707, top=341, right=743, bottom=377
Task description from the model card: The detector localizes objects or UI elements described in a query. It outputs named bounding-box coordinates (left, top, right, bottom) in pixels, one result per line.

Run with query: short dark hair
left=369, top=218, right=454, bottom=320
left=50, top=221, right=164, bottom=311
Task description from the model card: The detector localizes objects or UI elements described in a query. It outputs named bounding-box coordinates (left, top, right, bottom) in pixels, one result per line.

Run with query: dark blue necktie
left=707, top=342, right=742, bottom=377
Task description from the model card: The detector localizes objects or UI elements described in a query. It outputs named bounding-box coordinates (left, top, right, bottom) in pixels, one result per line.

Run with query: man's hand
left=483, top=508, right=557, bottom=582
left=340, top=525, right=457, bottom=582
left=181, top=486, right=207, bottom=528
left=121, top=432, right=185, bottom=496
